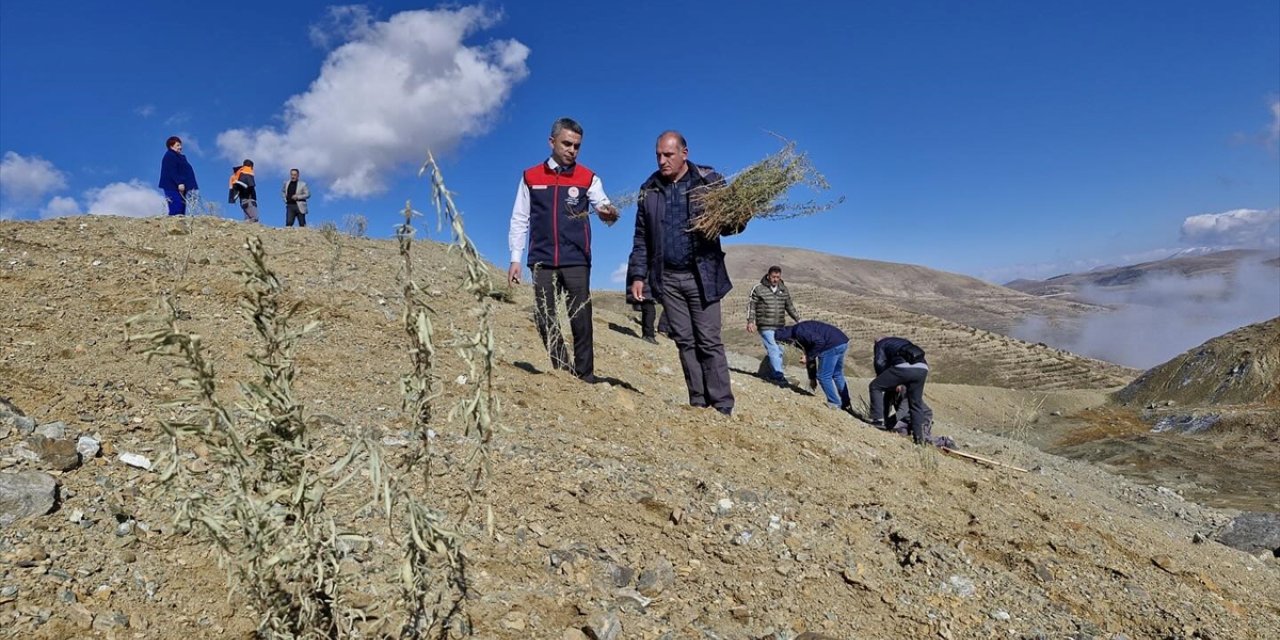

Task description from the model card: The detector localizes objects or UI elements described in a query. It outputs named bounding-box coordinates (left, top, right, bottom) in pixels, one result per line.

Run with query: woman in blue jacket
left=157, top=136, right=198, bottom=215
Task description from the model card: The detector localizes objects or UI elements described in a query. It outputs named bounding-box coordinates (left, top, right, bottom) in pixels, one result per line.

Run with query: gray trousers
left=285, top=203, right=306, bottom=227
left=661, top=270, right=733, bottom=411
left=240, top=199, right=259, bottom=222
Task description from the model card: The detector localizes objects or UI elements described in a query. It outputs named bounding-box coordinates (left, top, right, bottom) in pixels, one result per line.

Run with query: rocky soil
left=2, top=215, right=1279, bottom=639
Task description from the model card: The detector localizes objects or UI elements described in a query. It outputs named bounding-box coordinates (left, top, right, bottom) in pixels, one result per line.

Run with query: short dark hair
left=242, top=159, right=254, bottom=168
left=290, top=168, right=299, bottom=174
left=551, top=117, right=583, bottom=137
left=657, top=130, right=687, bottom=149
left=767, top=265, right=782, bottom=275
left=165, top=136, right=182, bottom=149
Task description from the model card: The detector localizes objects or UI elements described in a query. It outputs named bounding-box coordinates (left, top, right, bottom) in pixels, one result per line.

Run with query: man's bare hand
left=747, top=322, right=756, bottom=333
left=630, top=280, right=645, bottom=302
left=507, top=262, right=522, bottom=285
left=596, top=203, right=620, bottom=226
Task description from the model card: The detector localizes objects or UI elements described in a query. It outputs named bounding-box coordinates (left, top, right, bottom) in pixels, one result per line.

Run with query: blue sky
left=2, top=1, right=1278, bottom=285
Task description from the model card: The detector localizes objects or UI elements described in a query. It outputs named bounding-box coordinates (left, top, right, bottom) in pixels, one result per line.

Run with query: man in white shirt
left=508, top=117, right=619, bottom=382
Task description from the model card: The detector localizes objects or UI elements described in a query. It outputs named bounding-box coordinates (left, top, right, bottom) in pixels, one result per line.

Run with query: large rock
left=0, top=471, right=58, bottom=528
left=1216, top=512, right=1280, bottom=556
left=26, top=435, right=81, bottom=471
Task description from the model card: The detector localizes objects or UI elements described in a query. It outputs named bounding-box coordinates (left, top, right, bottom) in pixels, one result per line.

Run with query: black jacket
left=626, top=163, right=745, bottom=304
left=874, top=337, right=926, bottom=374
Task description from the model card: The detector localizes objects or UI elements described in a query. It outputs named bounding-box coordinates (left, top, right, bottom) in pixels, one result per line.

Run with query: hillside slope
left=1115, top=317, right=1280, bottom=408
left=717, top=245, right=1135, bottom=391
left=724, top=244, right=1104, bottom=334
left=1, top=216, right=1277, bottom=639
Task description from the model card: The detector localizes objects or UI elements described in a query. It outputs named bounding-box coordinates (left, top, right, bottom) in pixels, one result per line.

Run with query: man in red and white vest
left=508, top=117, right=619, bottom=383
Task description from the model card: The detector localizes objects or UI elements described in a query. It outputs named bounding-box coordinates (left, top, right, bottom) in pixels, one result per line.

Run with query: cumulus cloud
left=0, top=151, right=68, bottom=203
left=610, top=261, right=628, bottom=284
left=1180, top=208, right=1280, bottom=249
left=83, top=180, right=169, bottom=217
left=41, top=196, right=81, bottom=218
left=37, top=180, right=175, bottom=219
left=135, top=104, right=156, bottom=118
left=217, top=6, right=529, bottom=198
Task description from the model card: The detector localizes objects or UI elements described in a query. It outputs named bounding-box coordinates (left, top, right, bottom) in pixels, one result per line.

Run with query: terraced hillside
left=719, top=284, right=1136, bottom=391
left=723, top=244, right=1104, bottom=334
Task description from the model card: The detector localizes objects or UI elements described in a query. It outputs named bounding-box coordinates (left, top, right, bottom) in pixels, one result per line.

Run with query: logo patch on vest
left=568, top=187, right=580, bottom=197
left=531, top=185, right=548, bottom=189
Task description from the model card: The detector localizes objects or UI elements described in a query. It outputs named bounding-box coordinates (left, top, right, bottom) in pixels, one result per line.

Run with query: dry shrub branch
left=689, top=135, right=843, bottom=239
left=419, top=151, right=499, bottom=528
left=127, top=235, right=469, bottom=638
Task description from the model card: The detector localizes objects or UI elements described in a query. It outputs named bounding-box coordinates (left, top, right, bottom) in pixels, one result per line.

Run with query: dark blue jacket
left=158, top=149, right=198, bottom=191
left=626, top=163, right=745, bottom=304
left=774, top=320, right=848, bottom=359
left=523, top=161, right=596, bottom=268
left=873, top=336, right=926, bottom=373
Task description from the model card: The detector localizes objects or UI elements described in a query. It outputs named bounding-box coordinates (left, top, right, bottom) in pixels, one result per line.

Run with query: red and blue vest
left=523, top=162, right=595, bottom=268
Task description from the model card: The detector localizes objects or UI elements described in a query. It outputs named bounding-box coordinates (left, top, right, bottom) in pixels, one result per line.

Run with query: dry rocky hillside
left=2, top=216, right=1279, bottom=639
left=1115, top=317, right=1280, bottom=409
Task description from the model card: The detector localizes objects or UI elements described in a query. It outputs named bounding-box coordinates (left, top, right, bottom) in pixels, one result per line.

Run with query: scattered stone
left=118, top=452, right=152, bottom=470
left=637, top=557, right=675, bottom=597
left=120, top=550, right=137, bottom=564
left=606, top=563, right=635, bottom=588
left=794, top=634, right=841, bottom=640
left=1216, top=512, right=1280, bottom=556
left=92, top=611, right=130, bottom=632
left=34, top=421, right=67, bottom=440
left=714, top=498, right=734, bottom=515
left=614, top=588, right=651, bottom=611
left=942, top=575, right=976, bottom=598
left=0, top=470, right=58, bottom=527
left=76, top=436, right=101, bottom=459
left=68, top=604, right=94, bottom=629
left=585, top=611, right=621, bottom=640
left=6, top=544, right=48, bottom=567
left=26, top=434, right=81, bottom=471
left=562, top=629, right=590, bottom=640
left=499, top=612, right=526, bottom=631
left=990, top=610, right=1011, bottom=621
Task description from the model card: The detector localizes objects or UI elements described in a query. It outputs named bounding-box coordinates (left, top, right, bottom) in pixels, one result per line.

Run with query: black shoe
left=642, top=335, right=658, bottom=345
left=715, top=407, right=732, bottom=416
left=578, top=374, right=601, bottom=384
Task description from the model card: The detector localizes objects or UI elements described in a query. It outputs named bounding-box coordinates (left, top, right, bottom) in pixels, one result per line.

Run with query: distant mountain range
left=1004, top=249, right=1280, bottom=301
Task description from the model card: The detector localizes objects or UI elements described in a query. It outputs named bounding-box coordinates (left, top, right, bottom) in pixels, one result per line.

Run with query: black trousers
left=286, top=203, right=306, bottom=227
left=532, top=265, right=593, bottom=378
left=868, top=366, right=933, bottom=443
left=638, top=300, right=657, bottom=338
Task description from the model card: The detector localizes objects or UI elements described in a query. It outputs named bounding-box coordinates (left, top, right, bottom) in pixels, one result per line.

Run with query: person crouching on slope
left=774, top=320, right=852, bottom=411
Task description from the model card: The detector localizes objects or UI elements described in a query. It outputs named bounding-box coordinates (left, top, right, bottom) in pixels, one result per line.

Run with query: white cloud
left=83, top=180, right=168, bottom=217
left=1180, top=208, right=1280, bottom=248
left=135, top=104, right=156, bottom=118
left=610, top=261, right=628, bottom=284
left=0, top=151, right=68, bottom=202
left=217, top=6, right=529, bottom=198
left=309, top=5, right=374, bottom=48
left=41, top=196, right=81, bottom=218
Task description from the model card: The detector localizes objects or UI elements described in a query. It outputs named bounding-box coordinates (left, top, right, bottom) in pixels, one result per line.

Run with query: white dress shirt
left=508, top=158, right=611, bottom=264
